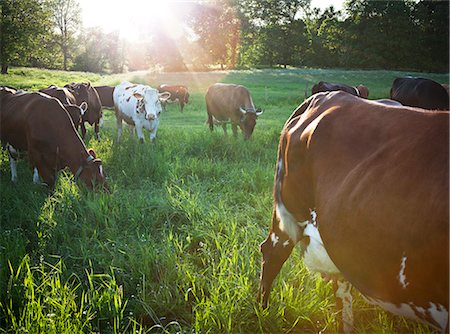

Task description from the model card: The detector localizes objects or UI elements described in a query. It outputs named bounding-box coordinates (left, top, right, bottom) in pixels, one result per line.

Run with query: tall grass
left=1, top=67, right=445, bottom=333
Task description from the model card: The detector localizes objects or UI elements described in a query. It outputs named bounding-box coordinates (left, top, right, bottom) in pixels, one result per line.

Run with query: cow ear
left=80, top=101, right=88, bottom=114
left=88, top=149, right=97, bottom=159
left=133, top=92, right=144, bottom=100
left=159, top=92, right=171, bottom=102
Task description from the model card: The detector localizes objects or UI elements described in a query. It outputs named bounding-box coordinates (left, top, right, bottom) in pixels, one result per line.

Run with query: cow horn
left=256, top=108, right=263, bottom=116
left=240, top=107, right=247, bottom=114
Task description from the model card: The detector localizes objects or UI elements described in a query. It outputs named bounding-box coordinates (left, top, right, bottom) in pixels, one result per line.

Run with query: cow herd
left=1, top=75, right=449, bottom=332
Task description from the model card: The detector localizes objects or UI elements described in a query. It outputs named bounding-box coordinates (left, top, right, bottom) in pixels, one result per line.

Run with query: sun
left=79, top=0, right=180, bottom=42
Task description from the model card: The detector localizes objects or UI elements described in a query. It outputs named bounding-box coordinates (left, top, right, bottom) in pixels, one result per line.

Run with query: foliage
left=50, top=0, right=81, bottom=70
left=0, top=0, right=53, bottom=74
left=0, top=67, right=447, bottom=333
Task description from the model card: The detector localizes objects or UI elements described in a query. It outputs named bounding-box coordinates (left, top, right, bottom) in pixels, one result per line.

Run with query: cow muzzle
left=146, top=114, right=156, bottom=121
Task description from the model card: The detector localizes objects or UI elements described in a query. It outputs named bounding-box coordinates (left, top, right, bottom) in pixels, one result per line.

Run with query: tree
left=51, top=0, right=81, bottom=70
left=0, top=0, right=52, bottom=74
left=188, top=1, right=240, bottom=69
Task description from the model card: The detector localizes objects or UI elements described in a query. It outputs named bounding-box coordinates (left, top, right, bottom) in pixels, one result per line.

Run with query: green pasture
left=1, top=67, right=446, bottom=333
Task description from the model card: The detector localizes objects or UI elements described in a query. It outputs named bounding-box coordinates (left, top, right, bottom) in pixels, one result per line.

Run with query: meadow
left=0, top=67, right=447, bottom=333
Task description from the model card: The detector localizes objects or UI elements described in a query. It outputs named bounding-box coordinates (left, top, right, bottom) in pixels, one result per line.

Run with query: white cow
left=113, top=81, right=170, bottom=143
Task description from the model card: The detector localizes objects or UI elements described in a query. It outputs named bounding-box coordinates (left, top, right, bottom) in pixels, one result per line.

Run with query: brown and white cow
left=157, top=84, right=189, bottom=112
left=39, top=85, right=88, bottom=129
left=390, top=77, right=449, bottom=111
left=95, top=85, right=115, bottom=109
left=65, top=82, right=103, bottom=140
left=205, top=83, right=263, bottom=140
left=259, top=91, right=449, bottom=333
left=0, top=87, right=108, bottom=190
left=312, top=81, right=369, bottom=99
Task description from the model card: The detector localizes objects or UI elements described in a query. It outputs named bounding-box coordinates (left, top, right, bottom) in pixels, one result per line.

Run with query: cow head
left=133, top=89, right=171, bottom=121
left=75, top=149, right=109, bottom=192
left=239, top=107, right=263, bottom=140
left=356, top=85, right=369, bottom=99
left=258, top=213, right=295, bottom=308
left=65, top=82, right=102, bottom=125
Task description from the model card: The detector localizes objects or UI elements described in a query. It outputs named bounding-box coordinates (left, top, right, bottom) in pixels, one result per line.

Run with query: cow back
left=390, top=77, right=449, bottom=110
left=95, top=85, right=115, bottom=108
left=280, top=92, right=448, bottom=322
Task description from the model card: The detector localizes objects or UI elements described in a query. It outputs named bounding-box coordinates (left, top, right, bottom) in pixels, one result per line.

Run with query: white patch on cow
left=276, top=201, right=308, bottom=243
left=33, top=168, right=40, bottom=184
left=398, top=255, right=409, bottom=289
left=271, top=233, right=279, bottom=247
left=364, top=297, right=448, bottom=331
left=335, top=280, right=353, bottom=333
left=99, top=165, right=104, bottom=177
left=283, top=239, right=290, bottom=247
left=303, top=223, right=340, bottom=274
left=429, top=303, right=449, bottom=331
left=310, top=209, right=317, bottom=225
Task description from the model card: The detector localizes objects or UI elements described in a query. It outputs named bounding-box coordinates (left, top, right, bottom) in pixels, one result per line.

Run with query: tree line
left=1, top=0, right=448, bottom=74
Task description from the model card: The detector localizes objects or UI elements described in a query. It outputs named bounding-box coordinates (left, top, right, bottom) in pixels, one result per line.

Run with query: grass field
left=1, top=67, right=447, bottom=333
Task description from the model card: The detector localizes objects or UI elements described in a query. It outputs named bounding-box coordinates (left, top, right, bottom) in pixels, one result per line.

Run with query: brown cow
left=312, top=81, right=369, bottom=98
left=157, top=84, right=189, bottom=112
left=390, top=77, right=449, bottom=110
left=205, top=83, right=263, bottom=140
left=65, top=82, right=103, bottom=140
left=94, top=85, right=115, bottom=108
left=259, top=91, right=448, bottom=332
left=0, top=87, right=108, bottom=190
left=39, top=85, right=87, bottom=129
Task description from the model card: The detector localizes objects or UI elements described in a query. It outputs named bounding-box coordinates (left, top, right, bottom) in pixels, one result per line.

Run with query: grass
left=1, top=66, right=447, bottom=333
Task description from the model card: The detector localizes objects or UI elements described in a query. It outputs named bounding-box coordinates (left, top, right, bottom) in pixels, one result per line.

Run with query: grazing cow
left=95, top=85, right=115, bottom=108
left=39, top=85, right=88, bottom=129
left=0, top=87, right=108, bottom=190
left=113, top=81, right=171, bottom=143
left=157, top=84, right=189, bottom=112
left=259, top=91, right=448, bottom=333
left=205, top=83, right=263, bottom=140
left=64, top=82, right=103, bottom=140
left=312, top=81, right=369, bottom=98
left=390, top=77, right=449, bottom=110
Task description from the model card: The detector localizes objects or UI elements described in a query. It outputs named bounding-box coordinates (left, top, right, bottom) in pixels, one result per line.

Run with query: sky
left=79, top=0, right=345, bottom=41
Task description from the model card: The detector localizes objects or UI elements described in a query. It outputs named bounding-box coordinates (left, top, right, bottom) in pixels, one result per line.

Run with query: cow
left=95, top=85, right=115, bottom=109
left=259, top=91, right=449, bottom=333
left=0, top=87, right=108, bottom=191
left=39, top=85, right=88, bottom=129
left=205, top=83, right=263, bottom=140
left=113, top=81, right=171, bottom=143
left=64, top=82, right=103, bottom=140
left=311, top=81, right=369, bottom=99
left=390, top=77, right=449, bottom=110
left=157, top=84, right=189, bottom=112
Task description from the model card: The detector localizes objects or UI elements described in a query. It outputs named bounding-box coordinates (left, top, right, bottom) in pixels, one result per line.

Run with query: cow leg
left=222, top=123, right=227, bottom=136
left=136, top=126, right=145, bottom=144
left=80, top=121, right=87, bottom=140
left=333, top=279, right=354, bottom=333
left=94, top=121, right=100, bottom=141
left=180, top=102, right=184, bottom=113
left=128, top=124, right=135, bottom=137
left=232, top=124, right=238, bottom=138
left=32, top=167, right=40, bottom=184
left=116, top=118, right=123, bottom=143
left=7, top=144, right=18, bottom=183
left=149, top=119, right=159, bottom=143
left=29, top=152, right=55, bottom=188
left=207, top=113, right=214, bottom=132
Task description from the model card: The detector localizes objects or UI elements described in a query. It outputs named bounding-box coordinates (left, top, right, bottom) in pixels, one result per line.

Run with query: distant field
left=1, top=67, right=446, bottom=333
